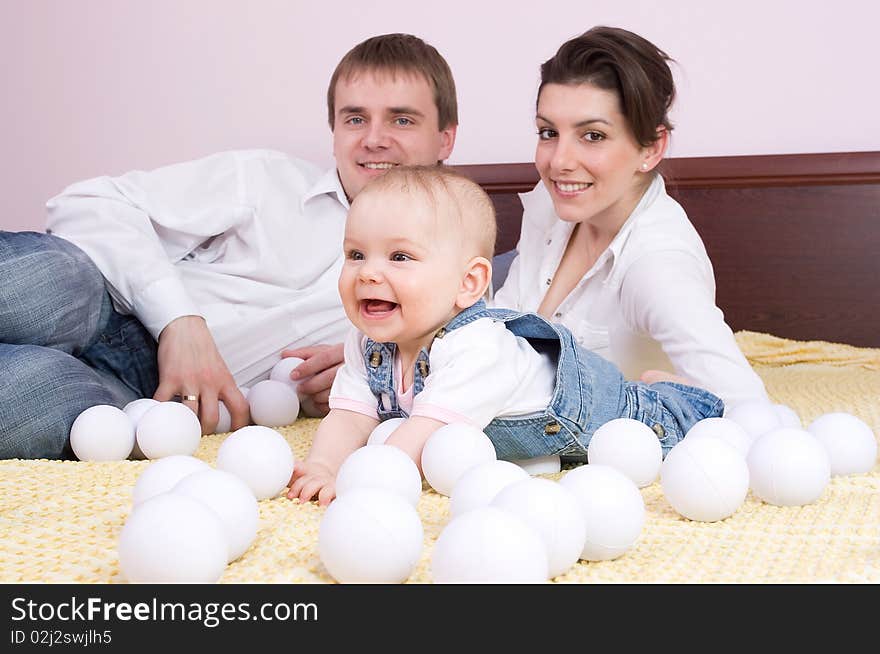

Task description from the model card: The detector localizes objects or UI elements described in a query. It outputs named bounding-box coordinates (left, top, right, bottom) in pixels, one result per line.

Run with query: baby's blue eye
left=390, top=252, right=412, bottom=262
left=348, top=250, right=364, bottom=260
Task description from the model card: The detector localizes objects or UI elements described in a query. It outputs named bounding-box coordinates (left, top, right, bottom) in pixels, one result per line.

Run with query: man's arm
left=46, top=152, right=254, bottom=434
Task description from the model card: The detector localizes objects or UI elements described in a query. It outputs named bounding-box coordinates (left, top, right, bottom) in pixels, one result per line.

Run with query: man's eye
left=537, top=127, right=557, bottom=140
left=394, top=117, right=413, bottom=126
left=347, top=117, right=365, bottom=126
left=390, top=252, right=412, bottom=262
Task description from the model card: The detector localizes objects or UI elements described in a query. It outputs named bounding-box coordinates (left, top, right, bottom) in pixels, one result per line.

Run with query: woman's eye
left=584, top=131, right=605, bottom=142
left=537, top=127, right=557, bottom=140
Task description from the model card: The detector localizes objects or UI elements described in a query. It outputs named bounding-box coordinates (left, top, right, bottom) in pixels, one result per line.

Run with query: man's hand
left=281, top=343, right=344, bottom=417
left=154, top=315, right=250, bottom=434
left=287, top=459, right=337, bottom=506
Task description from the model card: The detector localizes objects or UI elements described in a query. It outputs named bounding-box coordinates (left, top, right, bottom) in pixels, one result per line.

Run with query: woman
left=493, top=26, right=767, bottom=409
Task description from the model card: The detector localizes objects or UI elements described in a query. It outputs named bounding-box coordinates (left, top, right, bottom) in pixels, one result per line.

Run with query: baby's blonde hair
left=356, top=165, right=497, bottom=260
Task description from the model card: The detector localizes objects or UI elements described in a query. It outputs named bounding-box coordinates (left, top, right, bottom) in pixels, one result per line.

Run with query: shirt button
left=554, top=312, right=562, bottom=318
left=546, top=239, right=552, bottom=245
left=545, top=278, right=552, bottom=286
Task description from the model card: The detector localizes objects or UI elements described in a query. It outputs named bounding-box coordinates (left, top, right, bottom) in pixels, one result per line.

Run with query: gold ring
left=181, top=394, right=199, bottom=402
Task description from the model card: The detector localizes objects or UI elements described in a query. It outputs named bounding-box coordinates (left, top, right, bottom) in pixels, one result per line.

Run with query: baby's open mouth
left=361, top=299, right=398, bottom=316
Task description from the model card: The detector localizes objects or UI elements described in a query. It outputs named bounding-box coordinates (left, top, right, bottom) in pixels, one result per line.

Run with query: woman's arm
left=619, top=250, right=769, bottom=408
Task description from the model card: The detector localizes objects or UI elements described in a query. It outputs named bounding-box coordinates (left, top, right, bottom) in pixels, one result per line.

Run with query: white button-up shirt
left=492, top=174, right=768, bottom=408
left=46, top=149, right=351, bottom=386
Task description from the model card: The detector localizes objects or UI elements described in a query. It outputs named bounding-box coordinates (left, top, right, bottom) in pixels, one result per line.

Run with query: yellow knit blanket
left=1, top=331, right=878, bottom=583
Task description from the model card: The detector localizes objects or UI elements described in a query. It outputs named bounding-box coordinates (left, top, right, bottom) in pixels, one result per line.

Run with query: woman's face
left=535, top=82, right=651, bottom=229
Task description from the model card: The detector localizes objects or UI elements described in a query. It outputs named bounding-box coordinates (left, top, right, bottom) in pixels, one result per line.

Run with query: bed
left=1, top=151, right=878, bottom=584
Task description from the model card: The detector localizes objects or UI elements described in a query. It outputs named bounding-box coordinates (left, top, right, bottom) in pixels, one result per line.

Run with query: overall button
left=369, top=351, right=383, bottom=367
left=652, top=423, right=665, bottom=438
left=544, top=421, right=561, bottom=435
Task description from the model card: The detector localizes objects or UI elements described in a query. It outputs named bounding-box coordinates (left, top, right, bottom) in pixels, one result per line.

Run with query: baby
left=288, top=166, right=723, bottom=504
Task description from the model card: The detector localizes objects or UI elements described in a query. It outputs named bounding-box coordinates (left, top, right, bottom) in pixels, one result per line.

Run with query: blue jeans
left=0, top=231, right=159, bottom=459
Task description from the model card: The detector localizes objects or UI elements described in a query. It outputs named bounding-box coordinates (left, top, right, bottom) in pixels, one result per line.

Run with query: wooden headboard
left=455, top=151, right=880, bottom=348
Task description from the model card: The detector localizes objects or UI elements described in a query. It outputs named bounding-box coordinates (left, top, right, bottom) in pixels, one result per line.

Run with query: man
left=0, top=33, right=458, bottom=459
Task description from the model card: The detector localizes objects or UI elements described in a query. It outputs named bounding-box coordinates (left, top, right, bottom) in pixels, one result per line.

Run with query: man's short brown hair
left=327, top=33, right=458, bottom=131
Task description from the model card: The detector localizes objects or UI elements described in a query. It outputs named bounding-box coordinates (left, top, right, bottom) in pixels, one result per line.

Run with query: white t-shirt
left=45, top=149, right=351, bottom=386
left=492, top=174, right=768, bottom=408
left=328, top=317, right=557, bottom=429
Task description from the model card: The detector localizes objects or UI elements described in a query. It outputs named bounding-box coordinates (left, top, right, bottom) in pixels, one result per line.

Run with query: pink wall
left=2, top=0, right=878, bottom=231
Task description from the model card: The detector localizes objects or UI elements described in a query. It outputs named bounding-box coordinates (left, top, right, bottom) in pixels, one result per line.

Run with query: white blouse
left=491, top=174, right=768, bottom=409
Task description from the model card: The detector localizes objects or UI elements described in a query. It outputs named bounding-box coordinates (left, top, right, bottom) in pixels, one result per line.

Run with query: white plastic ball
left=318, top=487, right=423, bottom=583
left=449, top=459, right=529, bottom=518
left=69, top=404, right=136, bottom=462
left=247, top=380, right=300, bottom=428
left=135, top=401, right=201, bottom=459
left=431, top=507, right=548, bottom=583
left=213, top=400, right=232, bottom=434
left=491, top=477, right=586, bottom=578
left=367, top=417, right=406, bottom=445
left=123, top=398, right=159, bottom=426
left=807, top=412, right=877, bottom=476
left=774, top=403, right=802, bottom=429
left=131, top=455, right=211, bottom=506
left=747, top=427, right=831, bottom=506
left=118, top=493, right=228, bottom=583
left=420, top=423, right=497, bottom=496
left=660, top=437, right=749, bottom=522
left=123, top=398, right=159, bottom=460
left=335, top=444, right=423, bottom=506
left=172, top=469, right=259, bottom=562
left=511, top=455, right=562, bottom=475
left=587, top=418, right=662, bottom=487
left=725, top=400, right=782, bottom=440
left=685, top=417, right=752, bottom=458
left=559, top=464, right=645, bottom=561
left=215, top=425, right=295, bottom=500
left=269, top=357, right=305, bottom=391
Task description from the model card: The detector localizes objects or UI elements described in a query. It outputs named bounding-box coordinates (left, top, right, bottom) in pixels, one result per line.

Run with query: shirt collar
left=302, top=167, right=350, bottom=211
left=604, top=174, right=666, bottom=279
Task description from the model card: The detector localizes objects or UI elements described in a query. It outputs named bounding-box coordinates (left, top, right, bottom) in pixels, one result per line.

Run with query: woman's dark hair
left=538, top=26, right=675, bottom=147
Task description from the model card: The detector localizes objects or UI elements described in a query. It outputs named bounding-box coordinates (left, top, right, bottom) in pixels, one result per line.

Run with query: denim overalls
left=361, top=300, right=724, bottom=460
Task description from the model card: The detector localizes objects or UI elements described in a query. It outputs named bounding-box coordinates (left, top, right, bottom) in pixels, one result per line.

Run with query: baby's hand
left=287, top=460, right=337, bottom=506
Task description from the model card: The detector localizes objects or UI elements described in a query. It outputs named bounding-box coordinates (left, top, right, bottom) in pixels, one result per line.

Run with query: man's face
left=332, top=70, right=456, bottom=201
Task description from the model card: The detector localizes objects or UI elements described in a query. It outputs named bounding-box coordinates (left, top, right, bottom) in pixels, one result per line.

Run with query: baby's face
left=340, top=189, right=468, bottom=353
